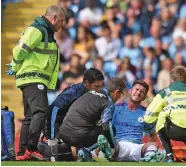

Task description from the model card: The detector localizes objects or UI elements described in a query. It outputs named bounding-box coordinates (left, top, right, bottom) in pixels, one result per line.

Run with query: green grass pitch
left=1, top=159, right=186, bottom=166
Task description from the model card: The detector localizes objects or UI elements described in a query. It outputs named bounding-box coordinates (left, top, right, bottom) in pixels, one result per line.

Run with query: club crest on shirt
left=138, top=117, right=144, bottom=123
left=38, top=84, right=44, bottom=90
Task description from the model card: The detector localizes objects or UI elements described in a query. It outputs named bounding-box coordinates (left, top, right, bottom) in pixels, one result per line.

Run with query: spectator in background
left=100, top=7, right=123, bottom=41
left=154, top=0, right=167, bottom=16
left=168, top=3, right=178, bottom=18
left=106, top=0, right=129, bottom=15
left=102, top=7, right=121, bottom=33
left=123, top=8, right=141, bottom=35
left=70, top=0, right=84, bottom=19
left=95, top=22, right=120, bottom=77
left=85, top=56, right=110, bottom=81
left=58, top=0, right=77, bottom=39
left=92, top=56, right=104, bottom=73
left=92, top=56, right=109, bottom=81
left=179, top=2, right=186, bottom=19
left=58, top=0, right=73, bottom=18
left=151, top=16, right=162, bottom=27
left=155, top=38, right=170, bottom=63
left=140, top=16, right=171, bottom=50
left=95, top=22, right=120, bottom=62
left=159, top=7, right=177, bottom=36
left=117, top=57, right=136, bottom=89
left=112, top=4, right=125, bottom=24
left=143, top=47, right=160, bottom=81
left=143, top=65, right=158, bottom=94
left=78, top=0, right=103, bottom=25
left=133, top=32, right=142, bottom=48
left=143, top=65, right=153, bottom=80
left=55, top=28, right=74, bottom=62
left=62, top=53, right=85, bottom=84
left=119, top=34, right=143, bottom=78
left=73, top=25, right=95, bottom=64
left=119, top=34, right=133, bottom=59
left=139, top=20, right=161, bottom=48
left=129, top=0, right=142, bottom=18
left=172, top=18, right=186, bottom=43
left=140, top=0, right=155, bottom=37
left=142, top=78, right=156, bottom=107
left=168, top=36, right=186, bottom=61
left=174, top=52, right=186, bottom=66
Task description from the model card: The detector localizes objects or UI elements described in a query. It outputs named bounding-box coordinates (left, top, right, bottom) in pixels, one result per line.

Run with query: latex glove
left=6, top=64, right=15, bottom=75
left=47, top=138, right=59, bottom=146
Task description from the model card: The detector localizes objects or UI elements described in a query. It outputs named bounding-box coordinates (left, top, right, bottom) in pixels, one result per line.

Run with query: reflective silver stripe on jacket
left=145, top=111, right=159, bottom=117
left=18, top=41, right=32, bottom=52
left=18, top=41, right=57, bottom=54
left=170, top=97, right=186, bottom=103
left=164, top=87, right=174, bottom=104
left=164, top=87, right=186, bottom=104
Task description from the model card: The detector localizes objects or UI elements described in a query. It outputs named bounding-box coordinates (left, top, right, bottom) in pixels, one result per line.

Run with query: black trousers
left=19, top=83, right=48, bottom=153
left=158, top=121, right=186, bottom=155
left=60, top=126, right=102, bottom=148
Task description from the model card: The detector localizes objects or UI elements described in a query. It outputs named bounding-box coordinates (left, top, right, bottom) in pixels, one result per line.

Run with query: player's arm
left=50, top=87, right=78, bottom=139
left=101, top=103, right=116, bottom=148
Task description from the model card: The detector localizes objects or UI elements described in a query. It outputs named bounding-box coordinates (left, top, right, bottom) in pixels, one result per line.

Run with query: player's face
left=130, top=84, right=147, bottom=103
left=86, top=80, right=103, bottom=91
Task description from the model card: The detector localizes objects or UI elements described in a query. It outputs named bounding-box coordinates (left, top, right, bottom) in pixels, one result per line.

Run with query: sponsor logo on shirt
left=89, top=90, right=106, bottom=97
left=115, top=121, right=141, bottom=129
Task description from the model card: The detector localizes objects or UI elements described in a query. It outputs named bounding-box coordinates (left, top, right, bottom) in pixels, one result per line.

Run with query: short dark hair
left=148, top=47, right=156, bottom=54
left=132, top=80, right=149, bottom=94
left=105, top=77, right=126, bottom=92
left=83, top=68, right=104, bottom=83
left=70, top=53, right=81, bottom=61
left=101, top=20, right=110, bottom=30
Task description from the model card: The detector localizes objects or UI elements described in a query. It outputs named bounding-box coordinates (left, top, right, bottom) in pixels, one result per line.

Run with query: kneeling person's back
left=61, top=89, right=109, bottom=138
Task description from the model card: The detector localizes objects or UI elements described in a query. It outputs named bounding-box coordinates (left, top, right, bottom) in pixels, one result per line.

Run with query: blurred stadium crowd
left=4, top=0, right=186, bottom=107
left=48, top=0, right=186, bottom=107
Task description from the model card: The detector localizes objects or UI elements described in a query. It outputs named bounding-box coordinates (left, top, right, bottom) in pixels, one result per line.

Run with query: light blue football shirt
left=112, top=102, right=154, bottom=144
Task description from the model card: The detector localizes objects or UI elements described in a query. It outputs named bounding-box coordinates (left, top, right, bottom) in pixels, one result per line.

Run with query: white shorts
left=116, top=141, right=144, bottom=162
